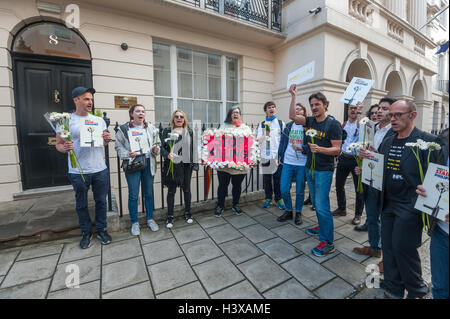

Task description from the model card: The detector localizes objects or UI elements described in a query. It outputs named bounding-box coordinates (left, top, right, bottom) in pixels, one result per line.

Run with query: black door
left=13, top=54, right=92, bottom=190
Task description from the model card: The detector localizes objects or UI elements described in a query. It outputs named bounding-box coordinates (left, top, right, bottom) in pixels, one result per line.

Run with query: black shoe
left=232, top=205, right=244, bottom=216
left=354, top=224, right=368, bottom=232
left=294, top=213, right=303, bottom=225
left=304, top=197, right=312, bottom=206
left=380, top=280, right=404, bottom=299
left=80, top=232, right=92, bottom=249
left=185, top=212, right=193, bottom=223
left=277, top=211, right=293, bottom=222
left=214, top=206, right=223, bottom=218
left=97, top=230, right=112, bottom=245
left=332, top=208, right=347, bottom=216
left=311, top=205, right=316, bottom=211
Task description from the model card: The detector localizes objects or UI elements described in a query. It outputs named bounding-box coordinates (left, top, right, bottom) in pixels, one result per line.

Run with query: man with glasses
left=365, top=100, right=437, bottom=299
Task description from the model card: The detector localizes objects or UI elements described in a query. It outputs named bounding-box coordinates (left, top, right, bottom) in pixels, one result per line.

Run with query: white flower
left=168, top=133, right=179, bottom=140
left=427, top=142, right=441, bottom=151
left=405, top=142, right=418, bottom=148
left=416, top=139, right=428, bottom=150
left=60, top=130, right=70, bottom=140
left=360, top=117, right=370, bottom=125
left=346, top=145, right=354, bottom=153
left=265, top=136, right=271, bottom=142
left=306, top=129, right=317, bottom=137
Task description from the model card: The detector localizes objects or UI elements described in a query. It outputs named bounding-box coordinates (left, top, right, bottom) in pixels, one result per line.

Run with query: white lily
left=360, top=117, right=370, bottom=125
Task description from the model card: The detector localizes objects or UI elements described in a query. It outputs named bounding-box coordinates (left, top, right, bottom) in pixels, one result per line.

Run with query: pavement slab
left=270, top=224, right=309, bottom=243
left=0, top=278, right=51, bottom=299
left=334, top=237, right=370, bottom=263
left=193, top=256, right=244, bottom=295
left=263, top=278, right=316, bottom=299
left=59, top=240, right=101, bottom=264
left=142, top=238, right=184, bottom=265
left=171, top=224, right=208, bottom=245
left=156, top=281, right=208, bottom=299
left=0, top=249, right=20, bottom=276
left=205, top=224, right=242, bottom=244
left=102, top=281, right=155, bottom=299
left=322, top=254, right=367, bottom=288
left=314, top=277, right=355, bottom=299
left=50, top=256, right=101, bottom=292
left=253, top=213, right=285, bottom=229
left=102, top=256, right=149, bottom=294
left=102, top=238, right=142, bottom=265
left=195, top=214, right=227, bottom=229
left=257, top=238, right=301, bottom=264
left=148, top=256, right=197, bottom=295
left=47, top=280, right=100, bottom=299
left=335, top=223, right=370, bottom=244
left=237, top=255, right=291, bottom=293
left=239, top=224, right=277, bottom=244
left=219, top=237, right=263, bottom=265
left=281, top=255, right=336, bottom=291
left=241, top=205, right=267, bottom=218
left=223, top=214, right=258, bottom=229
left=210, top=280, right=262, bottom=299
left=181, top=238, right=223, bottom=266
left=139, top=227, right=173, bottom=245
left=16, top=243, right=63, bottom=262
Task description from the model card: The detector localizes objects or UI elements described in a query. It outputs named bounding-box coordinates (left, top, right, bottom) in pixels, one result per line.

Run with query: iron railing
left=110, top=121, right=262, bottom=217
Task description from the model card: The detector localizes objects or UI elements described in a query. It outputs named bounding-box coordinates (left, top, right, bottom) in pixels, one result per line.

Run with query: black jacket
left=378, top=127, right=438, bottom=212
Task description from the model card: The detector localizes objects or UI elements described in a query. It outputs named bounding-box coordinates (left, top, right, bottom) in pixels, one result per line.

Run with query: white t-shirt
left=374, top=123, right=392, bottom=150
left=257, top=120, right=284, bottom=160
left=67, top=113, right=107, bottom=174
left=341, top=120, right=359, bottom=154
left=283, top=123, right=307, bottom=166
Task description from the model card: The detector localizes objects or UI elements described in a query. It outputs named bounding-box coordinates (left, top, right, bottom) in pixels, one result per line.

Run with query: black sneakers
left=80, top=232, right=92, bottom=249
left=214, top=206, right=223, bottom=217
left=232, top=205, right=244, bottom=216
left=277, top=211, right=293, bottom=222
left=97, top=230, right=112, bottom=245
left=295, top=213, right=303, bottom=225
left=332, top=208, right=347, bottom=216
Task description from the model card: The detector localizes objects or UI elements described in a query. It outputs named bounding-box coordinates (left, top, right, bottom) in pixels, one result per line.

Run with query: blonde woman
left=115, top=104, right=160, bottom=236
left=161, top=110, right=198, bottom=228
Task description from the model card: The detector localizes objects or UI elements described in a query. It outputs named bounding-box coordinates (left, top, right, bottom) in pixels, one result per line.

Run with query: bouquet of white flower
left=306, top=128, right=318, bottom=179
left=44, top=112, right=85, bottom=182
left=164, top=132, right=180, bottom=179
left=346, top=142, right=365, bottom=193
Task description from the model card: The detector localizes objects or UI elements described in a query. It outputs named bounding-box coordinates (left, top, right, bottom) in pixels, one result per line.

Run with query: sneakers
left=80, top=232, right=92, bottom=249
left=332, top=208, right=347, bottom=216
left=311, top=205, right=316, bottom=211
left=294, top=213, right=303, bottom=225
left=354, top=223, right=368, bottom=232
left=214, top=206, right=223, bottom=218
left=185, top=212, right=193, bottom=224
left=165, top=216, right=174, bottom=229
left=276, top=200, right=286, bottom=210
left=97, top=230, right=112, bottom=245
left=312, top=241, right=335, bottom=257
left=304, top=197, right=312, bottom=205
left=352, top=216, right=361, bottom=225
left=263, top=199, right=271, bottom=208
left=277, top=211, right=293, bottom=222
left=131, top=222, right=140, bottom=236
left=147, top=219, right=159, bottom=232
left=380, top=280, right=404, bottom=299
left=232, top=205, right=244, bottom=216
left=305, top=226, right=319, bottom=235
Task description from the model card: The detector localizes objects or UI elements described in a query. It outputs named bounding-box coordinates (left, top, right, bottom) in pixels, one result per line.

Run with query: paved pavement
left=0, top=188, right=431, bottom=299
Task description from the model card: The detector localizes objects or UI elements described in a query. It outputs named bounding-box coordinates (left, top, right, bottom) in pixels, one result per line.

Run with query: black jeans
left=217, top=171, right=246, bottom=208
left=263, top=165, right=282, bottom=202
left=381, top=201, right=428, bottom=298
left=335, top=154, right=364, bottom=215
left=167, top=164, right=192, bottom=216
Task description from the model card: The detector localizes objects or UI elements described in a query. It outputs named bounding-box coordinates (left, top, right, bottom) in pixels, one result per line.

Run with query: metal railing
left=180, top=0, right=282, bottom=32
left=109, top=121, right=263, bottom=217
left=436, top=80, right=449, bottom=93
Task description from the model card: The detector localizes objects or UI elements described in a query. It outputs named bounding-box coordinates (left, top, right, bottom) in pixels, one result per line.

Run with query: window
left=153, top=43, right=239, bottom=125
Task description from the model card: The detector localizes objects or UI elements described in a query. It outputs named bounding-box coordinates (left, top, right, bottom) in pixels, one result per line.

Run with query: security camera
left=309, top=7, right=322, bottom=14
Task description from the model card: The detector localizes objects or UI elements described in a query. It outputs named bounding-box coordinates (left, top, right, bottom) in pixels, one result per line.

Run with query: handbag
left=122, top=155, right=147, bottom=173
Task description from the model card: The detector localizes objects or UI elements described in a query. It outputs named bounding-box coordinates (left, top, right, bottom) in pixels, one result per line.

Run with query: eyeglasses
left=174, top=115, right=184, bottom=119
left=387, top=111, right=411, bottom=119
left=369, top=112, right=377, bottom=115
left=231, top=111, right=240, bottom=115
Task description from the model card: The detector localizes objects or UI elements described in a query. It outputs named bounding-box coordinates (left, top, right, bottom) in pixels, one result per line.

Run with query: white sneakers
left=147, top=219, right=159, bottom=232
left=131, top=222, right=140, bottom=236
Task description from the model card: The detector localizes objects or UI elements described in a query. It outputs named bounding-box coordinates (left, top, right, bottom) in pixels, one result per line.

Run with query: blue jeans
left=430, top=226, right=449, bottom=299
left=280, top=164, right=305, bottom=213
left=125, top=158, right=154, bottom=223
left=306, top=168, right=334, bottom=243
left=364, top=186, right=381, bottom=252
left=68, top=168, right=109, bottom=234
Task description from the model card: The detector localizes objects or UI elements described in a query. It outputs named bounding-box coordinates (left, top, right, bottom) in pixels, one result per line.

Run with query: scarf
left=265, top=115, right=277, bottom=122
left=230, top=119, right=242, bottom=127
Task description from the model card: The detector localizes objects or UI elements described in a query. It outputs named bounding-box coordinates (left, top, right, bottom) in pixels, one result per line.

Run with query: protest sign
left=361, top=151, right=384, bottom=191
left=340, top=77, right=374, bottom=105
left=128, top=129, right=150, bottom=154
left=286, top=61, right=315, bottom=90
left=80, top=117, right=103, bottom=147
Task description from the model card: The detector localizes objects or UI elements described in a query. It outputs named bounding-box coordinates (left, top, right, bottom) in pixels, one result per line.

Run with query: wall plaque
left=114, top=96, right=137, bottom=108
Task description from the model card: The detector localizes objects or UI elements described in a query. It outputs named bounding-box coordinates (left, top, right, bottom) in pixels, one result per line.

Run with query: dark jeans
left=167, top=164, right=192, bottom=216
left=263, top=165, right=282, bottom=202
left=430, top=226, right=449, bottom=299
left=68, top=168, right=109, bottom=234
left=381, top=201, right=428, bottom=298
left=364, top=186, right=381, bottom=252
left=335, top=154, right=364, bottom=215
left=217, top=171, right=246, bottom=208
left=124, top=158, right=154, bottom=223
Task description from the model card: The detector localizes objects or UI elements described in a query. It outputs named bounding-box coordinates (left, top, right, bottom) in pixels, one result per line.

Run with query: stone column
left=408, top=0, right=427, bottom=32
left=385, top=0, right=407, bottom=20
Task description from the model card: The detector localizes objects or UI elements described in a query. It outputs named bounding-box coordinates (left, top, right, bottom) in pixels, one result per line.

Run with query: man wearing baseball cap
left=55, top=86, right=113, bottom=249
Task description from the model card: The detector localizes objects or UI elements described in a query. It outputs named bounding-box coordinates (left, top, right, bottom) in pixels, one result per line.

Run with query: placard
left=340, top=77, right=374, bottom=105
left=361, top=151, right=384, bottom=191
left=359, top=121, right=375, bottom=147
left=128, top=129, right=150, bottom=154
left=80, top=117, right=103, bottom=147
left=286, top=61, right=315, bottom=90
left=414, top=163, right=449, bottom=221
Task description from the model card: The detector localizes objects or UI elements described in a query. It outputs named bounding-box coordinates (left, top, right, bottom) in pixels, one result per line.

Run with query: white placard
left=414, top=163, right=449, bottom=221
left=340, top=77, right=374, bottom=105
left=359, top=121, right=376, bottom=147
left=128, top=129, right=150, bottom=155
left=361, top=151, right=384, bottom=191
left=80, top=117, right=103, bottom=147
left=286, top=61, right=315, bottom=90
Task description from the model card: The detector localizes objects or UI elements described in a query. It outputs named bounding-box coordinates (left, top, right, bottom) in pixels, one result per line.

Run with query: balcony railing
left=437, top=80, right=449, bottom=93
left=179, top=0, right=282, bottom=32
